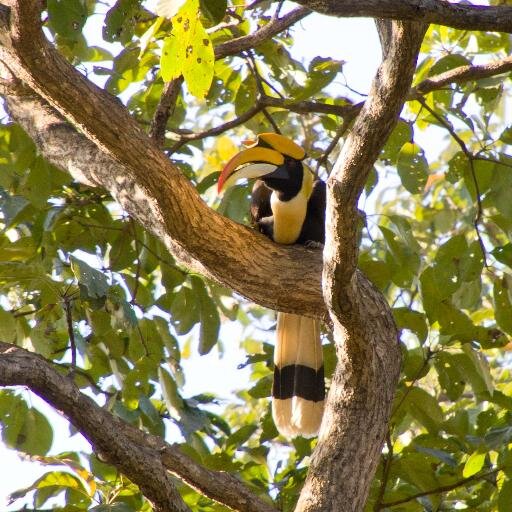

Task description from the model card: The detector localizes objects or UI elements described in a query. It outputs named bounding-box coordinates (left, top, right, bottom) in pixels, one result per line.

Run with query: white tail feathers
left=272, top=312, right=324, bottom=438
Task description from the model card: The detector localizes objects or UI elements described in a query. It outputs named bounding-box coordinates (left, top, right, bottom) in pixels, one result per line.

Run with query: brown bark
left=0, top=1, right=325, bottom=320
left=0, top=1, right=509, bottom=511
left=0, top=342, right=277, bottom=512
left=294, top=0, right=512, bottom=33
left=294, top=20, right=427, bottom=511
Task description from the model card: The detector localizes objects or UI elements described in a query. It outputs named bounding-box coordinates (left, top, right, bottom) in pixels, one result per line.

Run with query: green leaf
left=191, top=276, right=220, bottom=355
left=234, top=76, right=257, bottom=117
left=449, top=345, right=493, bottom=399
left=492, top=244, right=512, bottom=269
left=199, top=0, right=227, bottom=25
left=47, top=0, right=88, bottom=41
left=428, top=54, right=471, bottom=76
left=380, top=226, right=420, bottom=286
left=160, top=0, right=214, bottom=98
left=0, top=308, right=16, bottom=342
left=225, top=424, right=257, bottom=451
left=463, top=451, right=486, bottom=478
left=0, top=237, right=37, bottom=262
left=293, top=57, right=344, bottom=100
left=170, top=285, right=200, bottom=335
left=381, top=120, right=412, bottom=163
left=158, top=366, right=184, bottom=419
left=0, top=394, right=53, bottom=456
left=435, top=352, right=465, bottom=401
left=404, top=387, right=444, bottom=433
left=104, top=0, right=142, bottom=43
left=248, top=376, right=272, bottom=399
left=500, top=126, right=512, bottom=145
left=396, top=142, right=429, bottom=194
left=70, top=255, right=110, bottom=299
left=446, top=151, right=469, bottom=183
left=499, top=478, right=512, bottom=512
left=393, top=308, right=428, bottom=344
left=494, top=277, right=512, bottom=335
left=23, top=157, right=53, bottom=209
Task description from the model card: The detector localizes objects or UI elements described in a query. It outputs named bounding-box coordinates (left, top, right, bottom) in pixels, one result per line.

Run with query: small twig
left=373, top=431, right=394, bottom=511
left=379, top=467, right=503, bottom=509
left=214, top=7, right=311, bottom=60
left=168, top=103, right=264, bottom=154
left=412, top=55, right=512, bottom=97
left=56, top=363, right=116, bottom=397
left=11, top=306, right=41, bottom=317
left=169, top=99, right=360, bottom=153
left=314, top=113, right=356, bottom=174
left=149, top=76, right=184, bottom=148
left=245, top=53, right=281, bottom=133
left=416, top=96, right=488, bottom=268
left=273, top=0, right=285, bottom=20
left=62, top=287, right=77, bottom=371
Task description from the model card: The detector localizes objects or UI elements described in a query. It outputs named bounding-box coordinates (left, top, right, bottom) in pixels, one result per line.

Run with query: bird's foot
left=304, top=240, right=324, bottom=250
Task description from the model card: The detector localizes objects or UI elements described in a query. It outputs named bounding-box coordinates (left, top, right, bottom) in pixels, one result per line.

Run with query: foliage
left=1, top=0, right=512, bottom=511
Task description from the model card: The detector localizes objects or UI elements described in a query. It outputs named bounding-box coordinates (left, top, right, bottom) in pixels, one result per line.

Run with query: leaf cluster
left=2, top=2, right=512, bottom=511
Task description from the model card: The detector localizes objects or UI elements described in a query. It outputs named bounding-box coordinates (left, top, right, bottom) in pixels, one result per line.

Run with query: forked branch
left=0, top=342, right=277, bottom=512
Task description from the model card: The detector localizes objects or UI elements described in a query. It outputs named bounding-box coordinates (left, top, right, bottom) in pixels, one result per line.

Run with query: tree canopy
left=1, top=1, right=512, bottom=511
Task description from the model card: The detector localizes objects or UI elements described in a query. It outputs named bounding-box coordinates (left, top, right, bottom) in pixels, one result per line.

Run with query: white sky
left=0, top=5, right=397, bottom=510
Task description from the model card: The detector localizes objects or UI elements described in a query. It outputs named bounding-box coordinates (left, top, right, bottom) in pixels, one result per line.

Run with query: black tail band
left=273, top=364, right=325, bottom=402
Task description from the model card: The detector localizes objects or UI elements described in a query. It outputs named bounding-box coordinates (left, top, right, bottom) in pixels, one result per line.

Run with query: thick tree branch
left=0, top=342, right=278, bottom=512
left=292, top=0, right=512, bottom=33
left=0, top=342, right=190, bottom=512
left=0, top=1, right=325, bottom=319
left=293, top=20, right=427, bottom=512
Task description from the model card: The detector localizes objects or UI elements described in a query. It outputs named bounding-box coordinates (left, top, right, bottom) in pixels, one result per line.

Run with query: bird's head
left=217, top=133, right=307, bottom=200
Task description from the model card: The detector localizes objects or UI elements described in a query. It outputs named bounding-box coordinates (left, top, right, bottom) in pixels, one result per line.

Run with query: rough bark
left=294, top=0, right=512, bottom=33
left=0, top=342, right=277, bottom=512
left=0, top=343, right=190, bottom=512
left=0, top=0, right=509, bottom=511
left=0, top=1, right=325, bottom=320
left=294, top=20, right=427, bottom=511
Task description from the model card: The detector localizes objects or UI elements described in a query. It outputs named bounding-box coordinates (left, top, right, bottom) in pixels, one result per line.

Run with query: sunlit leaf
left=463, top=451, right=486, bottom=477
left=160, top=0, right=214, bottom=98
left=396, top=142, right=429, bottom=194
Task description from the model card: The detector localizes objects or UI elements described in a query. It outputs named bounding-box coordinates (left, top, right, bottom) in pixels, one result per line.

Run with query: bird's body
left=218, top=133, right=326, bottom=437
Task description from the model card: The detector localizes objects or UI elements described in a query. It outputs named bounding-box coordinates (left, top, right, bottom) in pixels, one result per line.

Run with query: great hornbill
left=217, top=133, right=326, bottom=438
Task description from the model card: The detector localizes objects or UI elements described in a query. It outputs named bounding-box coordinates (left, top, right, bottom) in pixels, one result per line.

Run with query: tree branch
left=213, top=7, right=311, bottom=60
left=412, top=55, right=512, bottom=97
left=167, top=54, right=512, bottom=149
left=149, top=7, right=311, bottom=147
left=378, top=466, right=502, bottom=509
left=0, top=342, right=190, bottom=512
left=0, top=341, right=278, bottom=512
left=294, top=20, right=427, bottom=511
left=149, top=76, right=183, bottom=148
left=0, top=1, right=325, bottom=319
left=292, top=0, right=512, bottom=33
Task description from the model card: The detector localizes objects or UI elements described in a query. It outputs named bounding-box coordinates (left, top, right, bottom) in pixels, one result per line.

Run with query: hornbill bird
left=217, top=133, right=326, bottom=438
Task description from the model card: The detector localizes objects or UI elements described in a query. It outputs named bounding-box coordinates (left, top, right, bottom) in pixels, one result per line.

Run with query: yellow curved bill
left=256, top=133, right=306, bottom=160
left=217, top=147, right=284, bottom=192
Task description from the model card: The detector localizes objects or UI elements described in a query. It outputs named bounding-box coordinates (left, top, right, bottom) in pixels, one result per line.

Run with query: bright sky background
left=0, top=3, right=390, bottom=509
